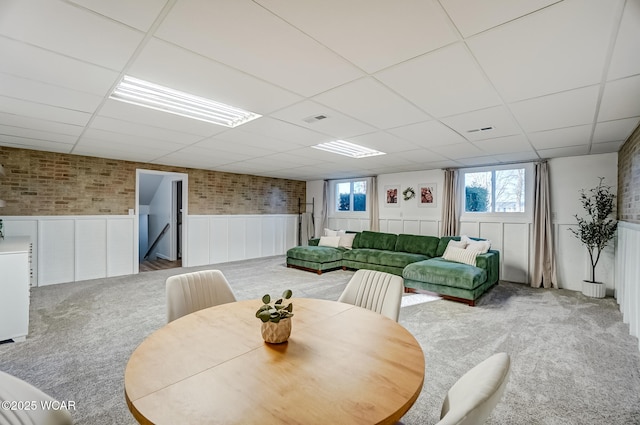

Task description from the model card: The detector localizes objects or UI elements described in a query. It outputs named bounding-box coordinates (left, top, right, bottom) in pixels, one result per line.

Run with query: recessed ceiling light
left=311, top=140, right=386, bottom=158
left=110, top=76, right=261, bottom=128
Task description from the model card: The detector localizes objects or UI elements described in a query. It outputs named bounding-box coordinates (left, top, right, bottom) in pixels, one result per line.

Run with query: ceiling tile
left=375, top=43, right=502, bottom=117
left=528, top=125, right=592, bottom=150
left=0, top=96, right=91, bottom=127
left=467, top=0, right=623, bottom=102
left=98, top=99, right=226, bottom=137
left=194, top=136, right=277, bottom=157
left=0, top=112, right=84, bottom=137
left=74, top=140, right=166, bottom=162
left=89, top=116, right=203, bottom=145
left=239, top=118, right=327, bottom=147
left=593, top=117, right=640, bottom=143
left=349, top=132, right=419, bottom=154
left=0, top=0, right=144, bottom=70
left=429, top=142, right=485, bottom=159
left=0, top=73, right=103, bottom=112
left=0, top=124, right=77, bottom=145
left=607, top=0, right=640, bottom=80
left=391, top=149, right=448, bottom=164
left=313, top=78, right=431, bottom=130
left=155, top=0, right=363, bottom=97
left=456, top=156, right=501, bottom=167
left=256, top=0, right=458, bottom=73
left=79, top=129, right=188, bottom=152
left=0, top=37, right=119, bottom=96
left=0, top=136, right=74, bottom=153
left=128, top=38, right=302, bottom=115
left=472, top=134, right=534, bottom=154
left=510, top=85, right=600, bottom=132
left=67, top=0, right=167, bottom=32
left=206, top=129, right=302, bottom=153
left=387, top=120, right=467, bottom=148
left=590, top=140, right=625, bottom=153
left=494, top=151, right=540, bottom=163
left=598, top=75, right=640, bottom=122
left=269, top=100, right=375, bottom=138
left=441, top=0, right=560, bottom=37
left=441, top=106, right=522, bottom=141
left=537, top=145, right=590, bottom=158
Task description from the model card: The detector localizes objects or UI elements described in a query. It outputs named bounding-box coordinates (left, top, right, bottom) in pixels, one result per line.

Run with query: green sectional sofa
left=286, top=231, right=499, bottom=306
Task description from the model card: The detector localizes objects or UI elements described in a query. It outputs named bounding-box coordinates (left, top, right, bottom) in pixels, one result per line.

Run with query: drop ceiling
left=0, top=0, right=639, bottom=181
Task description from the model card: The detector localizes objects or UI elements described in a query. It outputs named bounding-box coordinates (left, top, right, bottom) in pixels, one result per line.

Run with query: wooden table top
left=124, top=298, right=425, bottom=425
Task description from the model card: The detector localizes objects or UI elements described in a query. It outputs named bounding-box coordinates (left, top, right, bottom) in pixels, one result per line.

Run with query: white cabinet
left=0, top=237, right=31, bottom=342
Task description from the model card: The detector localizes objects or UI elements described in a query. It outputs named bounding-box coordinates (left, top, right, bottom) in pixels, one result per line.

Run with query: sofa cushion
left=436, top=236, right=462, bottom=257
left=342, top=248, right=428, bottom=268
left=403, top=258, right=487, bottom=290
left=395, top=234, right=439, bottom=257
left=286, top=246, right=343, bottom=263
left=352, top=231, right=397, bottom=251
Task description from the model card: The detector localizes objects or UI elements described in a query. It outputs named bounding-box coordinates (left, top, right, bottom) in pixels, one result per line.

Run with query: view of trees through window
left=464, top=168, right=525, bottom=213
left=336, top=180, right=367, bottom=212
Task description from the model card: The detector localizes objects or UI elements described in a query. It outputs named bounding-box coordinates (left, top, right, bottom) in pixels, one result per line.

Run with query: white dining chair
left=436, top=352, right=511, bottom=425
left=166, top=270, right=237, bottom=323
left=0, top=370, right=73, bottom=425
left=338, top=269, right=404, bottom=321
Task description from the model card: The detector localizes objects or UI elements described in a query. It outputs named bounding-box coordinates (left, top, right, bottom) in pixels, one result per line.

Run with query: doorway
left=136, top=170, right=188, bottom=273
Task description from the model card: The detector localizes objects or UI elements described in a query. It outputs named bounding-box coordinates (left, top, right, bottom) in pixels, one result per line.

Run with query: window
left=464, top=167, right=526, bottom=213
left=335, top=180, right=367, bottom=212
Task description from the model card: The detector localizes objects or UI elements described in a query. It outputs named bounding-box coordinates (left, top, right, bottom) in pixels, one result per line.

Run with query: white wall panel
left=107, top=218, right=134, bottom=277
left=419, top=220, right=439, bottom=236
left=555, top=224, right=586, bottom=291
left=285, top=215, right=297, bottom=251
left=616, top=222, right=640, bottom=351
left=273, top=216, right=284, bottom=255
left=76, top=219, right=107, bottom=281
left=245, top=216, right=262, bottom=259
left=261, top=216, right=276, bottom=257
left=459, top=221, right=480, bottom=237
left=501, top=223, right=529, bottom=283
left=403, top=220, right=420, bottom=235
left=209, top=217, right=229, bottom=264
left=186, top=216, right=210, bottom=267
left=39, top=219, right=74, bottom=286
left=227, top=217, right=246, bottom=262
left=387, top=220, right=403, bottom=234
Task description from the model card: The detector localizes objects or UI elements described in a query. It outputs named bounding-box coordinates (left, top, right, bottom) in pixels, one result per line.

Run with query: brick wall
left=618, top=123, right=640, bottom=223
left=0, top=146, right=305, bottom=215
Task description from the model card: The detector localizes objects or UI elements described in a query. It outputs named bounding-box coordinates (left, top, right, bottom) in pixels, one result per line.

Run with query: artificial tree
left=569, top=177, right=617, bottom=284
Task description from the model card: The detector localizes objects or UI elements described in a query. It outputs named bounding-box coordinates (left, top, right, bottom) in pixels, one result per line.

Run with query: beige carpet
left=0, top=255, right=639, bottom=424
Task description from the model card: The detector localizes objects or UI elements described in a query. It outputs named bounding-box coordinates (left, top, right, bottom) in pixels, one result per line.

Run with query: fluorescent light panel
left=110, top=76, right=261, bottom=128
left=312, top=140, right=386, bottom=158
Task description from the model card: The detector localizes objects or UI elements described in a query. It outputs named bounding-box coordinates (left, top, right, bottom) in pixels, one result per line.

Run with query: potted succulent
left=256, top=289, right=293, bottom=343
left=569, top=177, right=617, bottom=298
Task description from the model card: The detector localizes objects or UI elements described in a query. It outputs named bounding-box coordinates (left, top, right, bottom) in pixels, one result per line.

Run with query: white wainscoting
left=1, top=216, right=135, bottom=286
left=185, top=214, right=298, bottom=268
left=616, top=222, right=640, bottom=351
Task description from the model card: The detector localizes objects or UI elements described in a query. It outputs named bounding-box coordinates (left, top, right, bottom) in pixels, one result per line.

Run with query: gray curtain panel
left=532, top=161, right=557, bottom=288
left=370, top=176, right=379, bottom=232
left=441, top=169, right=460, bottom=237
left=321, top=180, right=329, bottom=234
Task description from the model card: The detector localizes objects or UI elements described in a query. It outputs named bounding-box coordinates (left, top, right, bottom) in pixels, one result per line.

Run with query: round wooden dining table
left=124, top=298, right=425, bottom=425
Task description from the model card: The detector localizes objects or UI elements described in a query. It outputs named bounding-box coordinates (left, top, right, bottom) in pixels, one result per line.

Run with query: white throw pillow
left=461, top=235, right=491, bottom=253
left=449, top=239, right=468, bottom=249
left=324, top=228, right=346, bottom=237
left=318, top=236, right=341, bottom=248
left=338, top=233, right=356, bottom=249
left=324, top=228, right=338, bottom=237
left=443, top=246, right=479, bottom=266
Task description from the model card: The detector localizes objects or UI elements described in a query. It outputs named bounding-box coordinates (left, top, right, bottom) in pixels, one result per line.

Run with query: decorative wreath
left=402, top=187, right=415, bottom=201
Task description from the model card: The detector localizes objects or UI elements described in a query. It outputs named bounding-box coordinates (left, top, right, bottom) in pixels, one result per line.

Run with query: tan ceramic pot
left=261, top=318, right=291, bottom=344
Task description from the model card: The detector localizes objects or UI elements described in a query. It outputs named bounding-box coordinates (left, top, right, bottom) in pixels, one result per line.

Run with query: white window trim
left=459, top=163, right=534, bottom=223
left=329, top=177, right=370, bottom=219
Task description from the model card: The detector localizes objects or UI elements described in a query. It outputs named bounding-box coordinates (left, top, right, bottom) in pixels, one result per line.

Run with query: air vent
left=303, top=114, right=328, bottom=124
left=467, top=126, right=494, bottom=133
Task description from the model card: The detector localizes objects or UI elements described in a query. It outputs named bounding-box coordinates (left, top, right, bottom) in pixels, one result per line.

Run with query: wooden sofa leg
left=317, top=270, right=322, bottom=275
